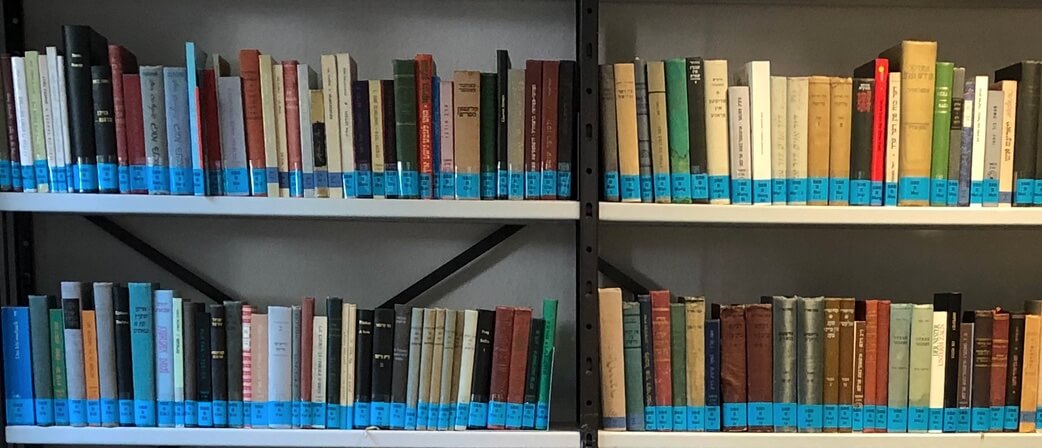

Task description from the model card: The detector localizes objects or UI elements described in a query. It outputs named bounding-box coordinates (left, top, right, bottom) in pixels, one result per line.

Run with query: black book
left=496, top=49, right=511, bottom=199
left=224, top=301, right=243, bottom=412
left=61, top=25, right=107, bottom=192
left=390, top=305, right=411, bottom=428
left=1005, top=312, right=1026, bottom=432
left=994, top=61, right=1042, bottom=206
left=90, top=64, right=117, bottom=193
left=209, top=304, right=227, bottom=426
left=325, top=298, right=343, bottom=416
left=195, top=303, right=212, bottom=425
left=370, top=308, right=392, bottom=428
left=522, top=318, right=545, bottom=428
left=354, top=309, right=374, bottom=427
left=850, top=78, right=875, bottom=188
left=557, top=61, right=576, bottom=200
left=381, top=80, right=398, bottom=198
left=686, top=57, right=708, bottom=203
left=934, top=292, right=962, bottom=410
left=113, top=286, right=133, bottom=425
left=183, top=300, right=197, bottom=427
left=637, top=294, right=656, bottom=419
left=352, top=81, right=373, bottom=198
left=468, top=309, right=495, bottom=428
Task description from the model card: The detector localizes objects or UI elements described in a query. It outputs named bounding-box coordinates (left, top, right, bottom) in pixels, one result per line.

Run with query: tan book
left=273, top=65, right=289, bottom=197
left=258, top=55, right=280, bottom=197
left=417, top=308, right=435, bottom=429
left=771, top=76, right=788, bottom=203
left=704, top=59, right=731, bottom=204
left=448, top=310, right=465, bottom=415
left=311, top=316, right=328, bottom=427
left=647, top=61, right=671, bottom=204
left=439, top=310, right=458, bottom=416
left=1021, top=314, right=1041, bottom=432
left=684, top=297, right=706, bottom=411
left=252, top=313, right=269, bottom=413
left=881, top=41, right=938, bottom=206
left=993, top=80, right=1017, bottom=207
left=368, top=80, right=385, bottom=197
left=453, top=71, right=481, bottom=196
left=837, top=298, right=856, bottom=432
left=614, top=63, right=640, bottom=203
left=341, top=303, right=356, bottom=409
left=823, top=298, right=841, bottom=432
left=598, top=288, right=626, bottom=431
left=787, top=77, right=810, bottom=204
left=807, top=76, right=831, bottom=205
left=428, top=309, right=446, bottom=416
left=829, top=77, right=852, bottom=206
left=335, top=53, right=357, bottom=183
left=320, top=54, right=343, bottom=198
left=309, top=90, right=328, bottom=197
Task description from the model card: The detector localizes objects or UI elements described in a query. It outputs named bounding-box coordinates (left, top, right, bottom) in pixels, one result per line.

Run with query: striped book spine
left=242, top=305, right=252, bottom=427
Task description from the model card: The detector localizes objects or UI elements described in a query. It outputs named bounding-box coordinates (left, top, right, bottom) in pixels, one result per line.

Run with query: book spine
left=522, top=317, right=544, bottom=429
left=613, top=62, right=640, bottom=203
left=634, top=58, right=652, bottom=202
left=387, top=60, right=415, bottom=198
left=928, top=62, right=954, bottom=205
left=217, top=76, right=249, bottom=195
left=209, top=305, right=228, bottom=427
left=406, top=308, right=423, bottom=429
left=38, top=54, right=57, bottom=192
left=896, top=42, right=938, bottom=205
left=113, top=288, right=132, bottom=425
left=371, top=309, right=394, bottom=428
left=3, top=307, right=34, bottom=425
left=318, top=55, right=342, bottom=197
left=991, top=312, right=1010, bottom=431
left=720, top=305, right=747, bottom=432
left=324, top=298, right=342, bottom=428
left=195, top=305, right=213, bottom=427
left=439, top=310, right=458, bottom=430
left=956, top=315, right=974, bottom=432
left=455, top=310, right=478, bottom=430
left=247, top=312, right=265, bottom=428
left=139, top=67, right=169, bottom=194
left=487, top=307, right=515, bottom=429
left=622, top=301, right=644, bottom=430
left=310, top=316, right=327, bottom=428
left=600, top=64, right=619, bottom=201
left=184, top=302, right=198, bottom=427
left=310, top=89, right=329, bottom=197
left=61, top=26, right=98, bottom=192
left=506, top=69, right=524, bottom=199
left=537, top=299, right=557, bottom=430
left=257, top=55, right=280, bottom=196
left=28, top=296, right=54, bottom=425
left=787, top=78, right=809, bottom=204
left=863, top=301, right=878, bottom=432
left=343, top=303, right=357, bottom=430
left=972, top=310, right=994, bottom=431
left=297, top=66, right=316, bottom=197
left=540, top=62, right=560, bottom=199
left=876, top=302, right=891, bottom=431
left=869, top=59, right=889, bottom=205
left=746, top=303, right=773, bottom=432
left=468, top=310, right=494, bottom=429
left=89, top=64, right=116, bottom=192
left=908, top=304, right=933, bottom=432
left=1006, top=314, right=1025, bottom=431
left=11, top=57, right=36, bottom=192
left=122, top=73, right=146, bottom=193
left=854, top=318, right=867, bottom=432
left=127, top=283, right=155, bottom=426
left=887, top=304, right=912, bottom=432
left=335, top=54, right=357, bottom=197
left=291, top=306, right=301, bottom=427
left=664, top=58, right=691, bottom=203
left=670, top=304, right=688, bottom=431
left=645, top=61, right=671, bottom=203
left=265, top=307, right=290, bottom=428
left=850, top=78, right=874, bottom=205
left=154, top=290, right=174, bottom=427
left=202, top=65, right=223, bottom=196
left=770, top=76, right=788, bottom=204
left=798, top=297, right=824, bottom=433
left=1, top=55, right=19, bottom=191
left=951, top=69, right=969, bottom=206
left=805, top=76, right=830, bottom=205
left=183, top=43, right=205, bottom=195
left=173, top=298, right=184, bottom=427
left=415, top=54, right=434, bottom=198
left=481, top=72, right=500, bottom=199
left=1021, top=314, right=1040, bottom=432
left=728, top=86, right=752, bottom=204
left=496, top=50, right=510, bottom=199
left=282, top=62, right=303, bottom=197
left=704, top=60, right=730, bottom=203
left=886, top=70, right=904, bottom=204
left=838, top=300, right=856, bottom=432
left=367, top=80, right=385, bottom=198
left=49, top=302, right=69, bottom=425
left=930, top=300, right=948, bottom=432
left=520, top=60, right=542, bottom=199
left=423, top=308, right=440, bottom=429
left=649, top=291, right=673, bottom=430
left=225, top=301, right=243, bottom=427
left=297, top=299, right=314, bottom=427
left=995, top=63, right=1040, bottom=205
left=449, top=70, right=479, bottom=200
left=239, top=306, right=249, bottom=427
left=705, top=316, right=722, bottom=431
left=351, top=81, right=372, bottom=198
left=688, top=58, right=709, bottom=203
left=683, top=297, right=706, bottom=431
left=828, top=78, right=852, bottom=206
left=772, top=297, right=797, bottom=431
left=238, top=50, right=265, bottom=195
left=823, top=299, right=840, bottom=432
left=746, top=61, right=772, bottom=204
left=390, top=305, right=411, bottom=429
left=505, top=308, right=532, bottom=429
left=967, top=75, right=987, bottom=205
left=81, top=293, right=100, bottom=427
left=417, top=308, right=435, bottom=430
left=943, top=293, right=963, bottom=430
left=997, top=81, right=1017, bottom=206
left=271, top=63, right=289, bottom=196
left=164, top=67, right=192, bottom=195
left=637, top=296, right=657, bottom=430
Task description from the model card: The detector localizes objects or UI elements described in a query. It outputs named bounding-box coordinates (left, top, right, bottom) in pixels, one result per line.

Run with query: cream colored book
left=684, top=297, right=706, bottom=417
left=771, top=76, right=788, bottom=204
left=172, top=297, right=184, bottom=427
left=743, top=61, right=772, bottom=205
left=614, top=63, right=640, bottom=202
left=829, top=77, right=852, bottom=206
left=929, top=304, right=947, bottom=432
left=885, top=74, right=902, bottom=205
left=320, top=54, right=343, bottom=198
left=970, top=75, right=989, bottom=207
left=259, top=55, right=280, bottom=196
left=11, top=57, right=33, bottom=192
left=37, top=54, right=57, bottom=189
left=1021, top=314, right=1040, bottom=432
left=368, top=80, right=385, bottom=198
left=46, top=48, right=68, bottom=192
left=807, top=76, right=831, bottom=205
left=428, top=309, right=446, bottom=424
left=728, top=86, right=752, bottom=204
left=994, top=80, right=1017, bottom=207
left=885, top=41, right=938, bottom=206
left=417, top=308, right=436, bottom=429
left=448, top=310, right=465, bottom=425
left=907, top=304, right=933, bottom=432
left=439, top=309, right=458, bottom=427
left=341, top=303, right=356, bottom=411
left=252, top=313, right=269, bottom=417
left=704, top=60, right=730, bottom=204
left=787, top=77, right=809, bottom=204
left=598, top=288, right=626, bottom=431
left=335, top=53, right=357, bottom=194
left=453, top=71, right=481, bottom=199
left=273, top=65, right=289, bottom=197
left=24, top=52, right=47, bottom=192
left=311, top=316, right=328, bottom=428
left=454, top=310, right=478, bottom=431
left=647, top=61, right=671, bottom=204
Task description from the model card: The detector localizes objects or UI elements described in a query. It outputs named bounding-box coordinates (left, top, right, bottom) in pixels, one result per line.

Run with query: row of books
left=598, top=288, right=1042, bottom=433
left=0, top=24, right=577, bottom=200
left=1, top=281, right=559, bottom=430
left=600, top=40, right=1042, bottom=207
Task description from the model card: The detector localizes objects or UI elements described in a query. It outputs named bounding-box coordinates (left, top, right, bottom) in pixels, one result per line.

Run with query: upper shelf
left=0, top=193, right=580, bottom=222
left=600, top=203, right=1042, bottom=226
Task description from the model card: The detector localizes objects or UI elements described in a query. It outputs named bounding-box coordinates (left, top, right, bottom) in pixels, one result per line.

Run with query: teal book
left=185, top=42, right=208, bottom=195
left=3, top=307, right=35, bottom=425
left=664, top=58, right=691, bottom=203
left=622, top=302, right=644, bottom=430
left=129, top=282, right=157, bottom=427
left=536, top=299, right=557, bottom=430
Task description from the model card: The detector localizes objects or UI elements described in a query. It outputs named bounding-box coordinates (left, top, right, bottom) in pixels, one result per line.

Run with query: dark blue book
left=3, top=307, right=35, bottom=425
left=705, top=313, right=722, bottom=432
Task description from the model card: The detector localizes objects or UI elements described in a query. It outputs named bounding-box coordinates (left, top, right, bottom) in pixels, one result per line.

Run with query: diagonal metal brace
left=379, top=224, right=524, bottom=309
left=597, top=257, right=655, bottom=295
left=85, top=215, right=233, bottom=303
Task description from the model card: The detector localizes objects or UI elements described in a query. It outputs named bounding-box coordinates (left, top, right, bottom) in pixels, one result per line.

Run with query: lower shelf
left=598, top=431, right=1042, bottom=448
left=4, top=426, right=579, bottom=447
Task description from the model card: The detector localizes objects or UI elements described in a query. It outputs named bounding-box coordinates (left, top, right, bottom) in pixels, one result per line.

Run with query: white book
left=440, top=78, right=456, bottom=199
left=995, top=81, right=1017, bottom=207
left=728, top=86, right=752, bottom=204
left=320, top=54, right=343, bottom=198
left=336, top=53, right=357, bottom=196
left=46, top=49, right=67, bottom=192
left=311, top=316, right=328, bottom=428
left=416, top=308, right=436, bottom=430
left=885, top=73, right=901, bottom=206
left=267, top=306, right=292, bottom=428
left=428, top=309, right=446, bottom=428
left=11, top=57, right=35, bottom=192
left=258, top=55, right=280, bottom=197
left=786, top=77, right=809, bottom=205
left=37, top=54, right=57, bottom=191
left=454, top=310, right=478, bottom=430
left=984, top=90, right=1004, bottom=207
left=218, top=76, right=249, bottom=196
left=298, top=64, right=316, bottom=198
left=272, top=65, right=289, bottom=197
left=171, top=296, right=184, bottom=427
left=93, top=282, right=118, bottom=427
left=439, top=310, right=457, bottom=429
left=154, top=289, right=174, bottom=427
left=970, top=75, right=988, bottom=207
left=929, top=308, right=947, bottom=433
left=406, top=307, right=424, bottom=427
left=770, top=76, right=787, bottom=205
left=369, top=80, right=385, bottom=199
left=342, top=303, right=356, bottom=410
left=744, top=61, right=772, bottom=205
left=704, top=60, right=730, bottom=204
left=56, top=55, right=72, bottom=192
left=507, top=70, right=524, bottom=200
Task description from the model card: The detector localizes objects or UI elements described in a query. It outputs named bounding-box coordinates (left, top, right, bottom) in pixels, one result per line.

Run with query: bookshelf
left=596, top=431, right=1042, bottom=448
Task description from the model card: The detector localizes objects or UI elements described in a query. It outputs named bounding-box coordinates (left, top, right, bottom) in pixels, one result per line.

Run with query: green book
left=536, top=298, right=557, bottom=429
left=49, top=307, right=69, bottom=425
left=929, top=62, right=955, bottom=206
left=480, top=73, right=498, bottom=199
left=622, top=301, right=645, bottom=430
left=29, top=295, right=54, bottom=425
left=392, top=59, right=419, bottom=198
left=25, top=51, right=48, bottom=191
left=664, top=58, right=691, bottom=203
left=670, top=302, right=687, bottom=429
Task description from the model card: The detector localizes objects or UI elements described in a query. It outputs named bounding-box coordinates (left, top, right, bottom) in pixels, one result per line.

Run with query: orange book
left=81, top=302, right=101, bottom=426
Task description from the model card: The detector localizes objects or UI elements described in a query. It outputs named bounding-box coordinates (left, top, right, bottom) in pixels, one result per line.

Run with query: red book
left=875, top=299, right=891, bottom=431
left=863, top=299, right=879, bottom=431
left=415, top=54, right=435, bottom=198
left=991, top=309, right=1010, bottom=410
left=649, top=290, right=673, bottom=411
left=239, top=49, right=266, bottom=196
left=720, top=304, right=747, bottom=432
left=524, top=60, right=543, bottom=199
left=744, top=303, right=772, bottom=432
left=869, top=59, right=889, bottom=198
left=540, top=60, right=559, bottom=200
left=506, top=308, right=532, bottom=414
left=282, top=61, right=303, bottom=196
left=201, top=67, right=223, bottom=194
left=1, top=55, right=19, bottom=191
left=488, top=306, right=515, bottom=429
left=300, top=297, right=314, bottom=419
left=122, top=73, right=146, bottom=195
left=107, top=44, right=138, bottom=193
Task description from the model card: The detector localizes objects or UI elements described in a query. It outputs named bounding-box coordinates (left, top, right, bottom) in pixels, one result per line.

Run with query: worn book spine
left=504, top=308, right=531, bottom=429
left=880, top=41, right=938, bottom=205
left=991, top=310, right=1010, bottom=431
left=195, top=304, right=213, bottom=427
left=350, top=80, right=372, bottom=198
left=647, top=61, right=671, bottom=203
left=163, top=67, right=192, bottom=195
left=1005, top=313, right=1026, bottom=431
left=684, top=297, right=706, bottom=431
left=557, top=61, right=576, bottom=199
left=127, top=283, right=155, bottom=427
left=705, top=312, right=723, bottom=431
left=265, top=307, right=290, bottom=428
left=887, top=303, right=912, bottom=432
left=807, top=76, right=831, bottom=205
left=704, top=59, right=730, bottom=203
left=638, top=296, right=657, bottom=430
left=664, top=58, right=691, bottom=203
left=310, top=316, right=327, bottom=428
left=863, top=300, right=879, bottom=432
left=353, top=308, right=373, bottom=428
left=599, top=64, right=619, bottom=201
left=238, top=50, right=266, bottom=195
left=837, top=299, right=856, bottom=432
left=950, top=68, right=968, bottom=205
left=506, top=68, right=524, bottom=199
left=728, top=86, right=752, bottom=204
left=323, top=298, right=342, bottom=428
left=318, top=55, right=341, bottom=197
left=954, top=313, right=974, bottom=432
left=406, top=308, right=424, bottom=429
left=827, top=78, right=852, bottom=205
left=650, top=291, right=673, bottom=430
left=438, top=310, right=459, bottom=430
left=1021, top=314, right=1040, bottom=432
left=854, top=313, right=867, bottom=432
left=452, top=70, right=480, bottom=200
left=224, top=301, right=243, bottom=427
left=686, top=58, right=709, bottom=202
left=875, top=301, right=891, bottom=430
left=342, top=303, right=357, bottom=428
left=413, top=54, right=433, bottom=198
left=183, top=301, right=197, bottom=427
left=798, top=297, right=825, bottom=433
left=468, top=309, right=495, bottom=429
left=417, top=308, right=435, bottom=430
left=720, top=305, right=747, bottom=432
left=368, top=308, right=392, bottom=428
left=271, top=64, right=289, bottom=196
left=454, top=310, right=478, bottom=430
left=290, top=306, right=301, bottom=427
left=28, top=295, right=54, bottom=426
left=334, top=54, right=357, bottom=197
left=449, top=311, right=465, bottom=429
left=994, top=62, right=1040, bottom=205
left=208, top=305, right=227, bottom=427
left=523, top=60, right=542, bottom=199
left=153, top=290, right=174, bottom=427
left=522, top=317, right=544, bottom=429
left=822, top=298, right=841, bottom=432
left=772, top=297, right=797, bottom=431
left=670, top=303, right=687, bottom=431
left=972, top=310, right=993, bottom=431
left=634, top=58, right=652, bottom=202
left=487, top=307, right=515, bottom=429
left=539, top=62, right=559, bottom=200
left=614, top=62, right=640, bottom=202
left=907, top=304, right=933, bottom=432
left=138, top=66, right=168, bottom=194
left=850, top=78, right=874, bottom=205
left=389, top=305, right=410, bottom=429
left=745, top=303, right=773, bottom=432
left=786, top=77, right=809, bottom=204
left=770, top=76, right=788, bottom=204
left=622, top=301, right=644, bottom=430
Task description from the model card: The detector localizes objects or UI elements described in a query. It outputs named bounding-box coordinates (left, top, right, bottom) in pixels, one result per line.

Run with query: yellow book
left=993, top=80, right=1017, bottom=207
left=807, top=76, right=831, bottom=205
left=273, top=64, right=289, bottom=197
left=613, top=63, right=640, bottom=203
left=829, top=77, right=852, bottom=206
left=368, top=80, right=385, bottom=198
left=598, top=287, right=626, bottom=431
left=647, top=61, right=671, bottom=204
left=1022, top=314, right=1041, bottom=432
left=258, top=55, right=280, bottom=197
left=881, top=40, right=937, bottom=206
left=320, top=55, right=343, bottom=198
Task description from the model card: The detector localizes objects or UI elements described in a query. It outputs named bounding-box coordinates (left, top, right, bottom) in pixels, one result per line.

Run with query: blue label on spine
left=250, top=169, right=267, bottom=195
left=250, top=402, right=267, bottom=427
left=371, top=172, right=383, bottom=196
left=772, top=178, right=787, bottom=203
left=709, top=175, right=730, bottom=201
left=788, top=178, right=808, bottom=204
left=498, top=170, right=509, bottom=199
left=7, top=398, right=33, bottom=425
left=1033, top=180, right=1042, bottom=204
left=76, top=163, right=99, bottom=192
left=657, top=406, right=671, bottom=431
left=454, top=403, right=470, bottom=429
left=748, top=402, right=772, bottom=428
left=522, top=402, right=537, bottom=429
left=971, top=407, right=990, bottom=432
left=929, top=407, right=944, bottom=431
left=146, top=165, right=170, bottom=194
left=723, top=403, right=748, bottom=429
left=0, top=162, right=10, bottom=190
left=687, top=406, right=705, bottom=431
left=899, top=176, right=930, bottom=202
left=970, top=180, right=983, bottom=204
left=133, top=399, right=155, bottom=427
left=929, top=178, right=948, bottom=205
left=383, top=171, right=399, bottom=197
left=309, top=402, right=324, bottom=428
left=887, top=407, right=907, bottom=432
left=644, top=406, right=657, bottom=430
left=874, top=406, right=888, bottom=430
left=958, top=408, right=972, bottom=432
left=653, top=173, right=671, bottom=201
left=53, top=399, right=69, bottom=425
left=509, top=171, right=524, bottom=199
left=157, top=400, right=173, bottom=427
left=228, top=401, right=243, bottom=428
left=212, top=400, right=227, bottom=427
left=185, top=400, right=197, bottom=427
left=35, top=398, right=54, bottom=426
left=947, top=179, right=959, bottom=205
left=34, top=160, right=50, bottom=189
left=289, top=171, right=303, bottom=197
left=558, top=169, right=572, bottom=199
left=984, top=179, right=999, bottom=205
left=224, top=168, right=250, bottom=195
left=798, top=404, right=823, bottom=431
left=505, top=402, right=524, bottom=429
left=990, top=406, right=1004, bottom=431
left=170, top=167, right=193, bottom=195
left=536, top=402, right=550, bottom=430
left=358, top=170, right=373, bottom=197
left=824, top=404, right=838, bottom=429
left=640, top=175, right=653, bottom=202
left=325, top=402, right=340, bottom=428
left=692, top=173, right=709, bottom=201
left=1004, top=405, right=1019, bottom=431
left=838, top=404, right=852, bottom=430
left=542, top=170, right=558, bottom=198
left=390, top=402, right=406, bottom=429
left=421, top=172, right=436, bottom=199
left=672, top=405, right=686, bottom=431
left=885, top=182, right=898, bottom=205
left=400, top=170, right=419, bottom=197
left=732, top=178, right=752, bottom=204
left=438, top=402, right=453, bottom=430
left=527, top=171, right=542, bottom=198
left=468, top=401, right=488, bottom=428
left=487, top=400, right=507, bottom=427
left=829, top=178, right=850, bottom=204
left=1016, top=178, right=1034, bottom=205
left=174, top=400, right=184, bottom=426
left=197, top=401, right=212, bottom=427
left=405, top=405, right=417, bottom=429
left=98, top=163, right=118, bottom=192
left=355, top=402, right=372, bottom=428
left=774, top=402, right=797, bottom=430
left=850, top=179, right=871, bottom=205
left=809, top=177, right=828, bottom=203
left=753, top=179, right=771, bottom=204
left=705, top=406, right=721, bottom=431
left=20, top=165, right=35, bottom=192
left=672, top=173, right=692, bottom=202
left=852, top=405, right=863, bottom=432
left=193, top=169, right=205, bottom=195
left=908, top=406, right=929, bottom=432
left=343, top=171, right=358, bottom=197
left=863, top=405, right=876, bottom=430
left=621, top=174, right=640, bottom=201
left=117, top=166, right=129, bottom=192
left=456, top=173, right=480, bottom=200
left=417, top=401, right=429, bottom=429
left=944, top=408, right=959, bottom=432
left=870, top=180, right=883, bottom=205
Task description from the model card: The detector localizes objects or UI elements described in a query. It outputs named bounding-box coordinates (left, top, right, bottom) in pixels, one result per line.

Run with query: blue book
left=3, top=307, right=35, bottom=425
left=705, top=318, right=722, bottom=432
left=164, top=67, right=194, bottom=195
left=129, top=283, right=157, bottom=427
left=185, top=42, right=208, bottom=196
left=154, top=290, right=175, bottom=427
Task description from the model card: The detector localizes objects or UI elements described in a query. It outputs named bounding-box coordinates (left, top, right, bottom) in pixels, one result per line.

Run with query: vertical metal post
left=576, top=0, right=601, bottom=445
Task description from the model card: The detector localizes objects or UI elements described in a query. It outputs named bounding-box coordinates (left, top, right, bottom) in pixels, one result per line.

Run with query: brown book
left=853, top=304, right=867, bottom=432
left=863, top=300, right=879, bottom=432
left=837, top=298, right=855, bottom=432
left=525, top=60, right=543, bottom=197
left=506, top=308, right=532, bottom=408
left=829, top=78, right=853, bottom=206
left=991, top=310, right=1010, bottom=415
left=972, top=310, right=993, bottom=415
left=822, top=298, right=841, bottom=432
left=875, top=300, right=891, bottom=429
left=487, top=306, right=515, bottom=429
left=453, top=71, right=482, bottom=189
left=721, top=304, right=747, bottom=432
left=540, top=60, right=559, bottom=200
left=807, top=75, right=831, bottom=205
left=745, top=303, right=772, bottom=432
left=957, top=312, right=974, bottom=412
left=240, top=49, right=266, bottom=193
left=649, top=290, right=673, bottom=412
left=300, top=297, right=314, bottom=424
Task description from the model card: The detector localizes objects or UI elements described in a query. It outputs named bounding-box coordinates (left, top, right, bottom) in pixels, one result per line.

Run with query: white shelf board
left=0, top=193, right=579, bottom=222
left=600, top=203, right=1042, bottom=226
left=979, top=433, right=1042, bottom=448
left=4, top=426, right=579, bottom=447
left=599, top=431, right=991, bottom=448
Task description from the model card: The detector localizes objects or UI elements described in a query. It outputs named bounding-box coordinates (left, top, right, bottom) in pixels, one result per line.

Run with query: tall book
left=922, top=61, right=953, bottom=206
left=415, top=54, right=435, bottom=198
left=391, top=59, right=417, bottom=198
left=1007, top=313, right=1026, bottom=431
left=600, top=65, right=619, bottom=201
left=664, top=58, right=691, bottom=203
left=634, top=58, right=652, bottom=202
left=687, top=58, right=709, bottom=203
left=90, top=63, right=117, bottom=192
left=772, top=297, right=797, bottom=431
left=183, top=43, right=207, bottom=195
left=488, top=307, right=515, bottom=429
left=325, top=298, right=343, bottom=428
left=49, top=295, right=70, bottom=425
left=950, top=68, right=968, bottom=206
left=908, top=304, right=933, bottom=432
left=495, top=50, right=511, bottom=198
left=390, top=305, right=411, bottom=429
left=11, top=56, right=35, bottom=192
left=24, top=52, right=48, bottom=192
left=3, top=307, right=34, bottom=425
left=728, top=86, right=752, bottom=204
left=62, top=25, right=106, bottom=193
left=684, top=297, right=706, bottom=431
left=849, top=78, right=874, bottom=205
left=1021, top=313, right=1041, bottom=432
left=887, top=303, right=912, bottom=432
left=406, top=308, right=423, bottom=429
left=154, top=290, right=175, bottom=427
left=837, top=299, right=856, bottom=432
left=874, top=301, right=890, bottom=431
left=956, top=312, right=974, bottom=432
left=239, top=50, right=266, bottom=195
left=537, top=299, right=558, bottom=430
left=225, top=301, right=243, bottom=427
left=127, top=282, right=155, bottom=427
left=265, top=306, right=290, bottom=428
left=522, top=317, right=544, bottom=429
left=621, top=301, right=644, bottom=430
left=972, top=310, right=993, bottom=432
left=787, top=77, right=809, bottom=204
left=930, top=297, right=948, bottom=432
left=720, top=305, right=747, bottom=431
left=879, top=40, right=938, bottom=205
left=507, top=68, right=524, bottom=199
left=798, top=297, right=825, bottom=432
left=311, top=315, right=327, bottom=428
left=823, top=299, right=841, bottom=432
left=81, top=290, right=100, bottom=427
left=704, top=59, right=730, bottom=203
left=468, top=310, right=495, bottom=429
left=453, top=71, right=481, bottom=200
left=373, top=309, right=396, bottom=429
left=599, top=289, right=625, bottom=430
left=614, top=62, right=640, bottom=202
left=743, top=61, right=772, bottom=204
left=705, top=306, right=722, bottom=431
left=334, top=54, right=358, bottom=197
left=770, top=76, right=788, bottom=204
left=994, top=61, right=1041, bottom=206
left=939, top=293, right=962, bottom=431
left=271, top=62, right=289, bottom=196
left=480, top=72, right=499, bottom=199
left=807, top=76, right=831, bottom=205
left=647, top=61, right=671, bottom=203
left=670, top=304, right=687, bottom=431
left=863, top=301, right=879, bottom=432
left=541, top=62, right=560, bottom=199
left=506, top=309, right=532, bottom=429
left=1, top=54, right=20, bottom=192
left=28, top=295, right=54, bottom=426
left=208, top=304, right=226, bottom=427
left=354, top=307, right=373, bottom=429
left=991, top=310, right=1010, bottom=431
left=195, top=304, right=212, bottom=427
left=746, top=303, right=772, bottom=432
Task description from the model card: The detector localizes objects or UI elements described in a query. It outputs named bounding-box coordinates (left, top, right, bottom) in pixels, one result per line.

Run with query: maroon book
left=1, top=54, right=19, bottom=191
left=524, top=60, right=542, bottom=199
left=122, top=73, right=146, bottom=193
left=990, top=309, right=1009, bottom=410
left=415, top=54, right=434, bottom=198
left=239, top=49, right=266, bottom=195
left=202, top=66, right=223, bottom=194
left=108, top=44, right=138, bottom=192
left=649, top=290, right=673, bottom=413
left=506, top=308, right=532, bottom=414
left=875, top=300, right=891, bottom=423
left=721, top=304, right=748, bottom=431
left=300, top=297, right=314, bottom=420
left=488, top=306, right=515, bottom=429
left=540, top=60, right=559, bottom=200
left=745, top=303, right=772, bottom=432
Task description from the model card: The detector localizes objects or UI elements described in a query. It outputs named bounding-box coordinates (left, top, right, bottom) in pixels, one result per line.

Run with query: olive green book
left=50, top=307, right=69, bottom=422
left=664, top=58, right=691, bottom=203
left=930, top=62, right=954, bottom=205
left=670, top=302, right=687, bottom=428
left=25, top=51, right=48, bottom=191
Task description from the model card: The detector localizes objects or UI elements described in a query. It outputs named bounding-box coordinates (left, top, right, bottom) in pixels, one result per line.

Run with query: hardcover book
left=3, top=307, right=34, bottom=425
left=879, top=40, right=938, bottom=205
left=798, top=297, right=825, bottom=432
left=704, top=59, right=730, bottom=204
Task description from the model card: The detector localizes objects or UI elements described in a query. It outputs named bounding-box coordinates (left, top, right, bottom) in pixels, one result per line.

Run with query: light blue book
left=3, top=307, right=34, bottom=425
left=185, top=43, right=208, bottom=196
left=154, top=290, right=175, bottom=427
left=140, top=67, right=170, bottom=195
left=129, top=283, right=157, bottom=427
left=164, top=67, right=193, bottom=195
